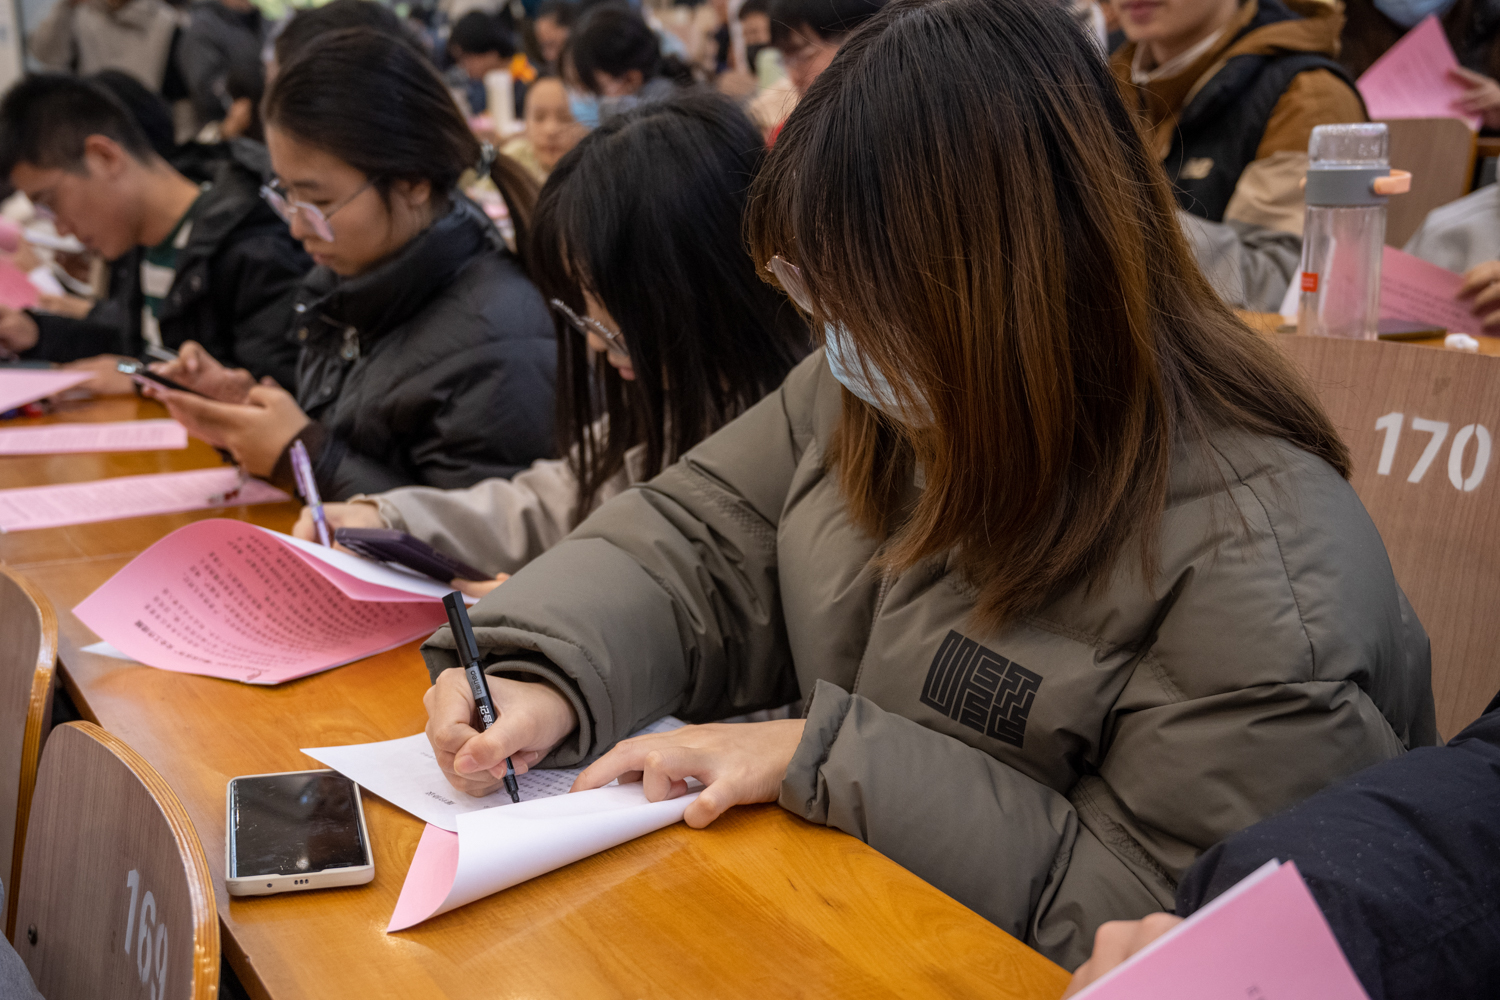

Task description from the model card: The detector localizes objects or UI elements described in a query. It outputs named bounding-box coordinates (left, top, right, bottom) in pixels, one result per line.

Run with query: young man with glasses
left=0, top=74, right=311, bottom=388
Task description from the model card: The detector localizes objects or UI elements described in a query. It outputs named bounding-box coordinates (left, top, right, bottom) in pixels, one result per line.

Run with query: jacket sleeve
left=213, top=223, right=308, bottom=390
left=29, top=0, right=76, bottom=71
left=1178, top=212, right=1299, bottom=312
left=419, top=353, right=823, bottom=765
left=367, top=456, right=597, bottom=577
left=23, top=312, right=125, bottom=362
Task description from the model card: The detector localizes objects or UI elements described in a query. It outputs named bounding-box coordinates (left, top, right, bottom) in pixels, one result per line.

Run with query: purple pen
left=289, top=439, right=330, bottom=546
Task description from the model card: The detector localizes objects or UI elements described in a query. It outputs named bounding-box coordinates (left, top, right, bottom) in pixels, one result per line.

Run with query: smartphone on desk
left=335, top=527, right=490, bottom=584
left=225, top=770, right=374, bottom=896
left=115, top=359, right=202, bottom=395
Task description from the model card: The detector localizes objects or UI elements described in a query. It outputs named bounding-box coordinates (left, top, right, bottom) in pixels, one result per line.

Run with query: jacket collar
left=1111, top=0, right=1345, bottom=156
left=297, top=195, right=502, bottom=348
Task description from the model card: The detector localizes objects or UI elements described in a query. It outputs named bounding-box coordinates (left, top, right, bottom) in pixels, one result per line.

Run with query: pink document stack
left=74, top=518, right=460, bottom=684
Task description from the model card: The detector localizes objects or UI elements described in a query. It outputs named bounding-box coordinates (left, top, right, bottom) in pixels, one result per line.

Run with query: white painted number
left=1449, top=424, right=1492, bottom=492
left=1407, top=417, right=1450, bottom=484
left=1374, top=411, right=1403, bottom=476
left=122, top=869, right=169, bottom=999
left=1374, top=413, right=1491, bottom=492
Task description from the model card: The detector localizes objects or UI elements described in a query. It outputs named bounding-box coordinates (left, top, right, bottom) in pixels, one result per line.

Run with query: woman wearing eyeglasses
left=145, top=28, right=557, bottom=500
left=292, top=92, right=808, bottom=593
left=419, top=0, right=1436, bottom=972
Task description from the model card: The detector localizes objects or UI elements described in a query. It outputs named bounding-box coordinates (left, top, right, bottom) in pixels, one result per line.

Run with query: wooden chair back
left=10, top=722, right=218, bottom=1000
left=1279, top=335, right=1500, bottom=738
left=0, top=565, right=55, bottom=940
left=1381, top=118, right=1477, bottom=249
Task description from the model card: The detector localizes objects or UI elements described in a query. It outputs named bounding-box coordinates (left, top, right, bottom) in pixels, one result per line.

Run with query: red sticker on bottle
left=1300, top=272, right=1319, bottom=293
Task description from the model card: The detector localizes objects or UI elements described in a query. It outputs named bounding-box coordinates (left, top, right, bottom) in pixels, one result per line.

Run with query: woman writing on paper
left=416, top=0, right=1437, bottom=971
left=289, top=93, right=808, bottom=592
left=145, top=28, right=557, bottom=500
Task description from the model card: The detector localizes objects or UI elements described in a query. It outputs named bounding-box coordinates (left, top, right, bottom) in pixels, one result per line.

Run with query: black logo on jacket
left=920, top=631, right=1041, bottom=748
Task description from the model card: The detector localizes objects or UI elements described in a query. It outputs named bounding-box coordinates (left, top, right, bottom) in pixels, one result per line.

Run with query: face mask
left=1371, top=0, right=1456, bottom=28
left=823, top=324, right=928, bottom=422
left=567, top=90, right=600, bottom=129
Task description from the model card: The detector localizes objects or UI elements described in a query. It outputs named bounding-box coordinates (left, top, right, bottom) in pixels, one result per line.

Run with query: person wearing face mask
left=1342, top=0, right=1500, bottom=128
left=415, top=0, right=1434, bottom=973
left=500, top=76, right=587, bottom=183
left=145, top=28, right=558, bottom=501
left=1110, top=0, right=1366, bottom=236
left=567, top=4, right=695, bottom=124
left=290, top=93, right=807, bottom=594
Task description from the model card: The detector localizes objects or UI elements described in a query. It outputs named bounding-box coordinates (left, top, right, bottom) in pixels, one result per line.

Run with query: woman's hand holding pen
left=144, top=379, right=309, bottom=476
left=425, top=670, right=579, bottom=797
left=150, top=340, right=256, bottom=403
left=571, top=719, right=807, bottom=828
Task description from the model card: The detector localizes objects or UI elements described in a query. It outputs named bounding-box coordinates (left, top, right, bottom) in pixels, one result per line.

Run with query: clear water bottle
left=1297, top=123, right=1410, bottom=340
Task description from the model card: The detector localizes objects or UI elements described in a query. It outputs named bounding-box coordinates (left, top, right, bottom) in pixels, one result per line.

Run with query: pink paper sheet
left=0, top=467, right=287, bottom=532
left=1357, top=15, right=1482, bottom=129
left=388, top=825, right=461, bottom=932
left=0, top=259, right=39, bottom=310
left=1381, top=245, right=1478, bottom=334
left=0, top=418, right=187, bottom=455
left=1073, top=861, right=1369, bottom=999
left=73, top=518, right=449, bottom=684
left=0, top=369, right=91, bottom=413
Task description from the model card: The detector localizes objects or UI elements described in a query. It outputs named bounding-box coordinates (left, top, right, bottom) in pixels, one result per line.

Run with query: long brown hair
left=747, top=0, right=1349, bottom=631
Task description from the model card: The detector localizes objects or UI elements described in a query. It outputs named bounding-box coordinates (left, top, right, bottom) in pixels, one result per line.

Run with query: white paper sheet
left=302, top=715, right=686, bottom=831
left=387, top=783, right=702, bottom=932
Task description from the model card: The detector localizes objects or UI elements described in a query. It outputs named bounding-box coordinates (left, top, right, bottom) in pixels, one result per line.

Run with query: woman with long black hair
left=295, top=92, right=808, bottom=588
left=148, top=28, right=557, bottom=500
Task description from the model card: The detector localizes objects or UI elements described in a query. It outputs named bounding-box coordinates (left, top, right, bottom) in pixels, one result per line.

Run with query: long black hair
left=264, top=27, right=538, bottom=262
left=530, top=91, right=808, bottom=513
left=569, top=4, right=694, bottom=94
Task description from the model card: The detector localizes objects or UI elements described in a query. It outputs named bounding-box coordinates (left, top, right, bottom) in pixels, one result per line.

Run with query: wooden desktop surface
left=0, top=396, right=1071, bottom=1000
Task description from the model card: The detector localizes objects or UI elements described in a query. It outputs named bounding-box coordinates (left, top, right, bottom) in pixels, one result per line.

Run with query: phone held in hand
left=225, top=770, right=374, bottom=896
left=116, top=359, right=202, bottom=396
left=334, top=527, right=490, bottom=584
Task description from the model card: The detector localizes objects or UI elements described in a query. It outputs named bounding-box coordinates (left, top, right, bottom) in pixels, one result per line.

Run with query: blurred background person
left=501, top=75, right=586, bottom=183
left=29, top=0, right=180, bottom=92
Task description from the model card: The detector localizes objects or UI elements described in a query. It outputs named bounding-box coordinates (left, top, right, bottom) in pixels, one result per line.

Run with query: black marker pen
left=443, top=592, right=520, bottom=804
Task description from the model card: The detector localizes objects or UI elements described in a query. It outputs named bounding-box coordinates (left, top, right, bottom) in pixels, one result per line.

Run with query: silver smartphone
left=225, top=769, right=374, bottom=896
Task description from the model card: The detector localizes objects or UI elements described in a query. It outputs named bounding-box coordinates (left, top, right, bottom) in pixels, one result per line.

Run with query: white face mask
left=1371, top=0, right=1456, bottom=28
left=823, top=324, right=929, bottom=423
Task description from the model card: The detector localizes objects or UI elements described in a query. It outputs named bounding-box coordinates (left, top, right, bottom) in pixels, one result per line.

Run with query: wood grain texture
left=1279, top=335, right=1500, bottom=737
left=1381, top=118, right=1477, bottom=249
left=0, top=566, right=56, bottom=941
left=0, top=397, right=1071, bottom=1000
left=12, top=722, right=219, bottom=1000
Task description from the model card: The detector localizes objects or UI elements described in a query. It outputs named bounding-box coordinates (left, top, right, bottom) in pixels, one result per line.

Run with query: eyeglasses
left=260, top=178, right=376, bottom=243
left=766, top=255, right=814, bottom=313
left=549, top=298, right=630, bottom=362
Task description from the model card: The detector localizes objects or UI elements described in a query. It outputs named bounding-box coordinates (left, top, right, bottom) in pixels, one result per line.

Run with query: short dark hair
left=738, top=0, right=770, bottom=18
left=570, top=4, right=693, bottom=93
left=534, top=0, right=578, bottom=26
left=532, top=91, right=808, bottom=512
left=0, top=74, right=157, bottom=178
left=450, top=11, right=515, bottom=57
left=273, top=0, right=409, bottom=68
left=89, top=70, right=175, bottom=161
left=767, top=0, right=887, bottom=47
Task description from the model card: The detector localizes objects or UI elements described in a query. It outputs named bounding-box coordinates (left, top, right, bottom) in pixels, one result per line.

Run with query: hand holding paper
left=1357, top=16, right=1483, bottom=129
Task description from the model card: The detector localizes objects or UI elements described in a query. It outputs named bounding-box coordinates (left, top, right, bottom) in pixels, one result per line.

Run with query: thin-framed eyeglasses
left=549, top=298, right=630, bottom=362
left=766, top=255, right=814, bottom=314
left=260, top=178, right=376, bottom=243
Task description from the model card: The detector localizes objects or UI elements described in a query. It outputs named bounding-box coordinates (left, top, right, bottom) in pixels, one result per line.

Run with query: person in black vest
left=146, top=28, right=557, bottom=501
left=0, top=74, right=310, bottom=389
left=1063, top=688, right=1500, bottom=999
left=1108, top=0, right=1366, bottom=237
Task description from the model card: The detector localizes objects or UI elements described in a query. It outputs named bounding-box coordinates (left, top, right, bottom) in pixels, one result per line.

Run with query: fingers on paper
left=1062, top=914, right=1183, bottom=998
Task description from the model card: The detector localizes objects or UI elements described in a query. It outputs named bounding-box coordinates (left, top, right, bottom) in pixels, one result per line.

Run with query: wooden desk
left=0, top=397, right=1070, bottom=1000
left=1238, top=312, right=1500, bottom=357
